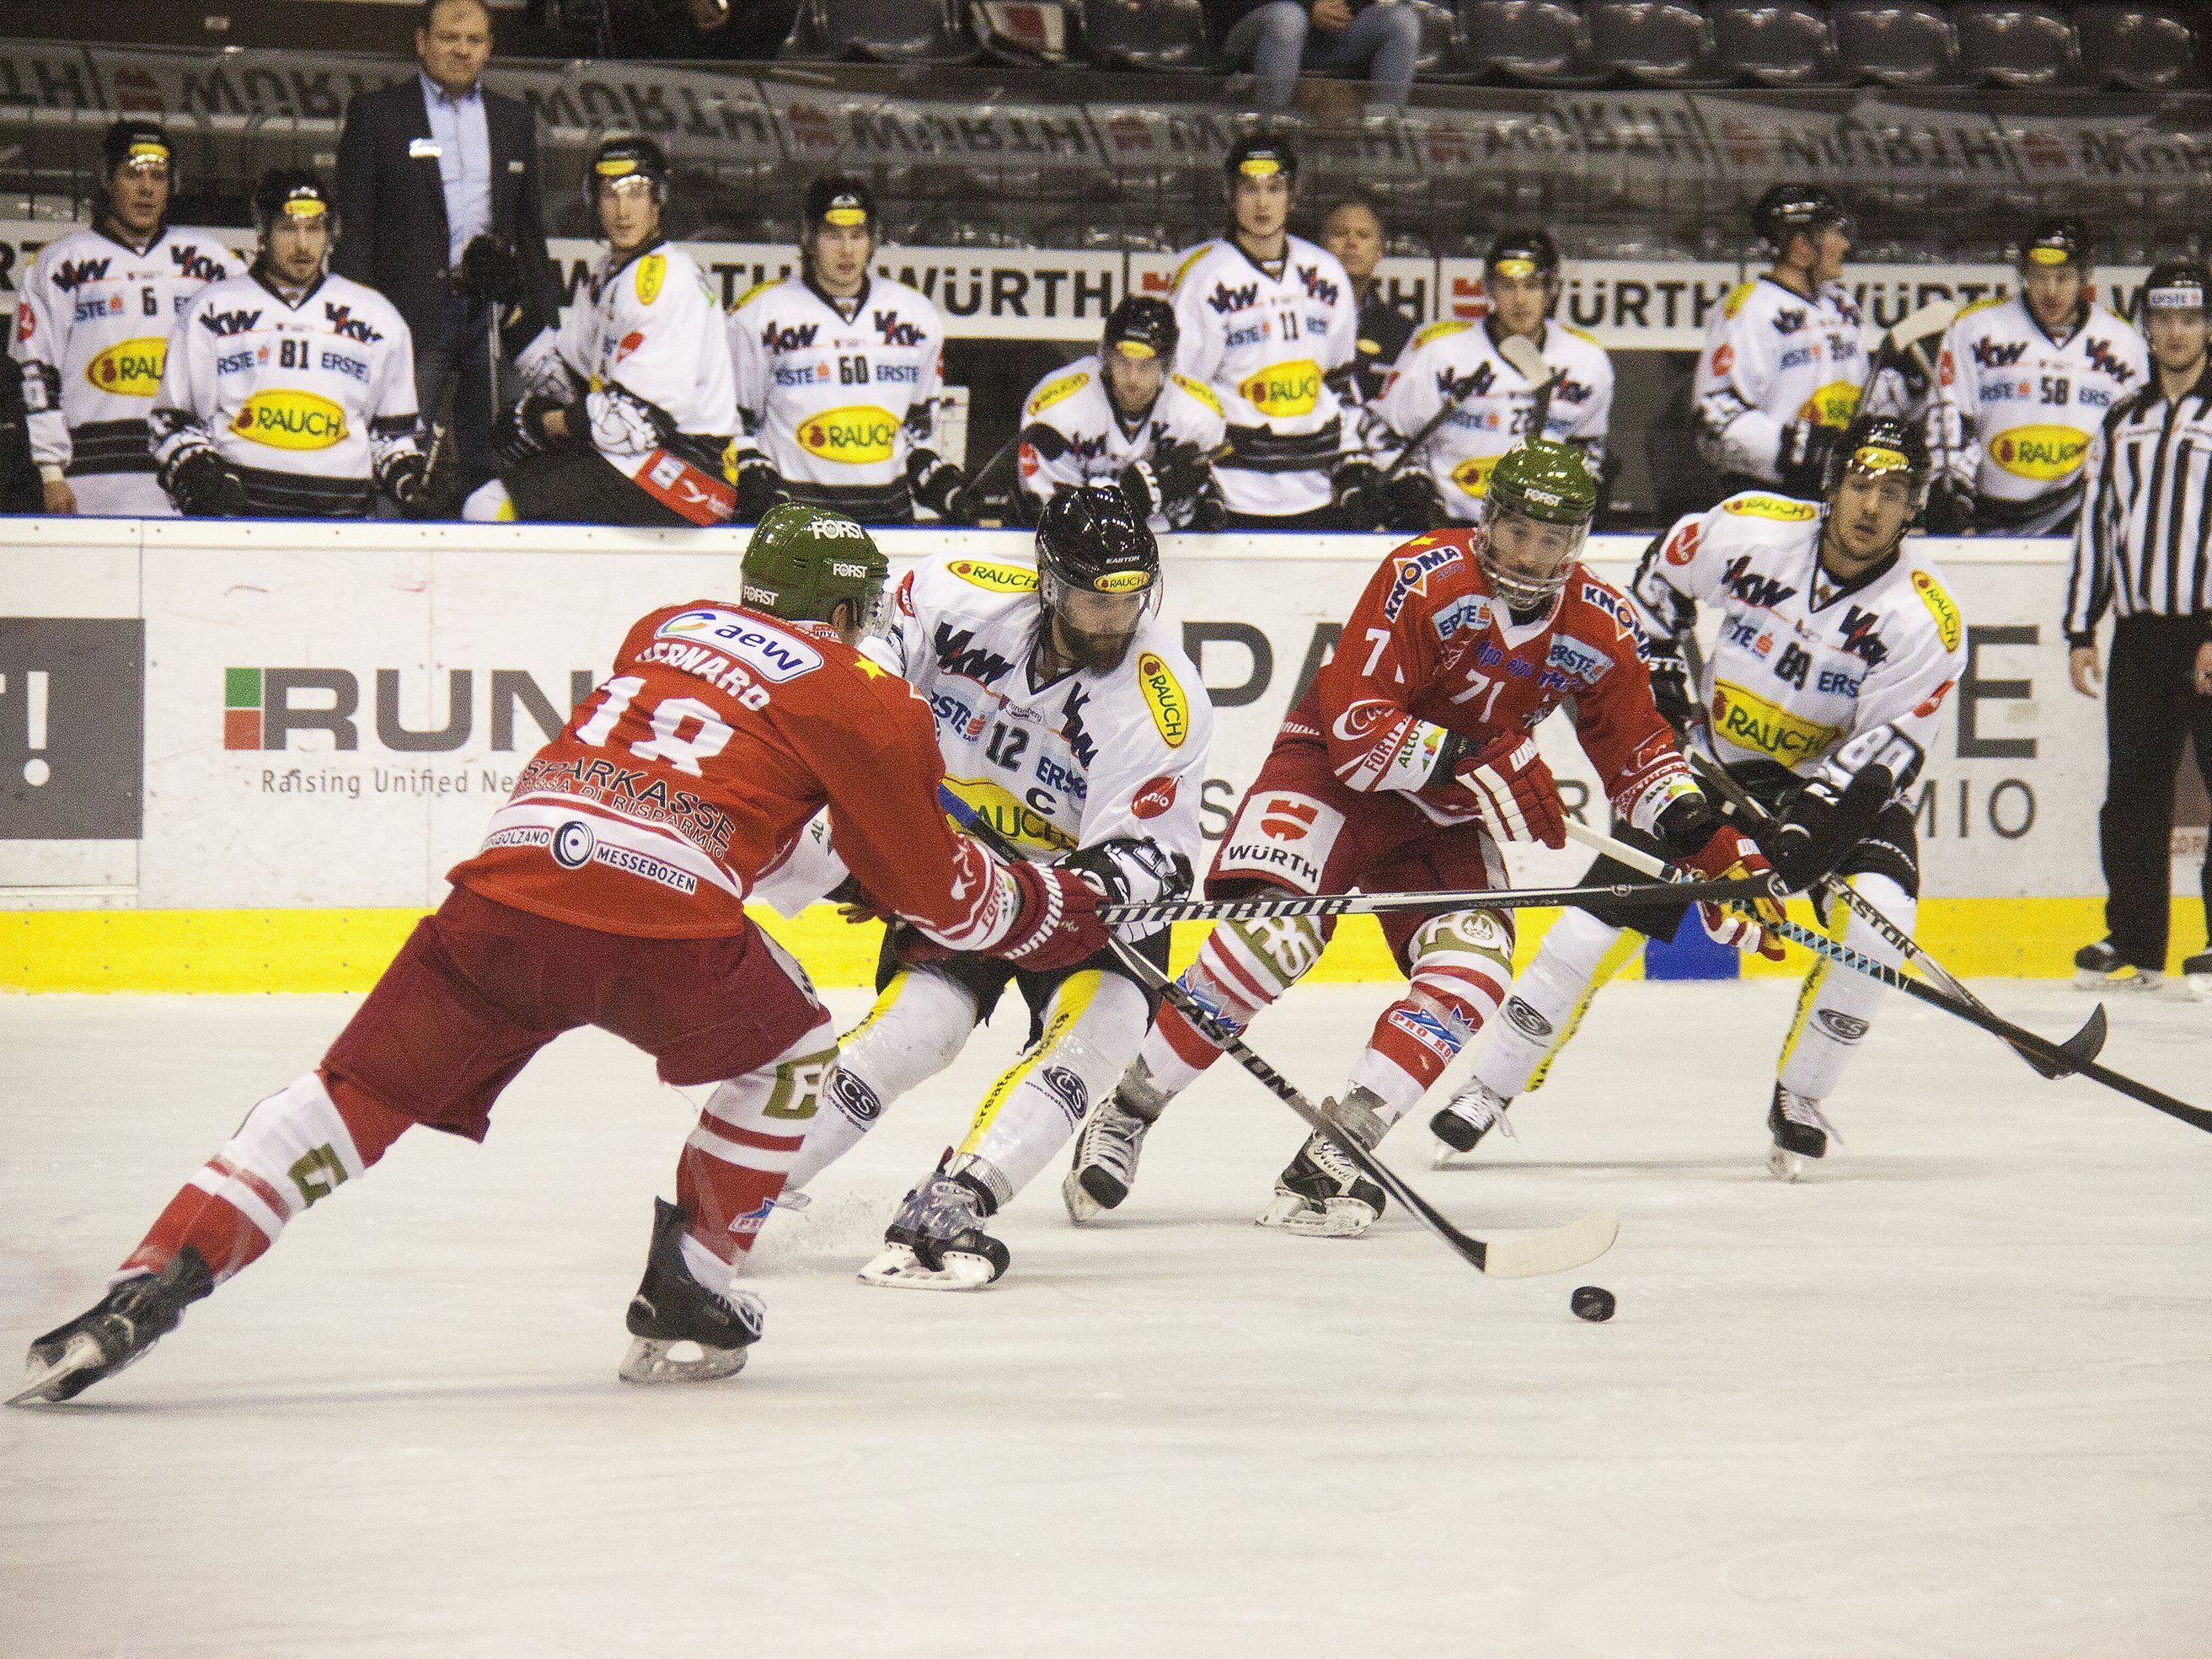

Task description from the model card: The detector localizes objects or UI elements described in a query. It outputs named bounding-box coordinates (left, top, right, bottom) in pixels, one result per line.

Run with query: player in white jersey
left=10, top=120, right=236, bottom=516
left=1170, top=134, right=1363, bottom=527
left=745, top=488, right=1211, bottom=1287
left=1374, top=229, right=1613, bottom=527
left=1695, top=185, right=1870, bottom=497
left=1443, top=416, right=1968, bottom=1180
left=1924, top=218, right=2148, bottom=537
left=470, top=135, right=736, bottom=527
left=149, top=171, right=426, bottom=519
left=1015, top=295, right=1227, bottom=531
left=726, top=175, right=971, bottom=526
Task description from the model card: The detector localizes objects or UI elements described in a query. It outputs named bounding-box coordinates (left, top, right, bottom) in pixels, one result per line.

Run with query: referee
left=2065, top=258, right=2212, bottom=990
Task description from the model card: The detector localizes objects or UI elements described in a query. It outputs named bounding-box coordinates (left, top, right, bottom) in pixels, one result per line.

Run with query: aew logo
left=1838, top=605, right=1888, bottom=667
left=170, top=243, right=225, bottom=283
left=1770, top=306, right=1807, bottom=337
left=932, top=623, right=1015, bottom=687
left=1553, top=374, right=1594, bottom=405
left=1972, top=337, right=2030, bottom=370
left=760, top=319, right=818, bottom=352
left=2085, top=337, right=2135, bottom=383
left=1439, top=361, right=1495, bottom=400
left=874, top=310, right=924, bottom=347
left=1719, top=554, right=1796, bottom=612
left=51, top=257, right=115, bottom=294
left=1207, top=280, right=1260, bottom=315
left=199, top=307, right=263, bottom=338
left=1295, top=263, right=1340, bottom=308
left=323, top=302, right=383, bottom=345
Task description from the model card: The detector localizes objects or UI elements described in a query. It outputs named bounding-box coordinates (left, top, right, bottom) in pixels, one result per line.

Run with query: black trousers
left=506, top=445, right=693, bottom=528
left=413, top=292, right=498, bottom=498
left=2099, top=613, right=2212, bottom=970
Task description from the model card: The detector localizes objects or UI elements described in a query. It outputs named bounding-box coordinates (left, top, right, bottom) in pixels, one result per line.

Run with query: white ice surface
left=3, top=980, right=2209, bottom=1659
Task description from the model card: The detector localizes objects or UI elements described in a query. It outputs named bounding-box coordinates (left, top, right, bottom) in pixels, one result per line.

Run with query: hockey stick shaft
left=1097, top=872, right=1781, bottom=928
left=1562, top=820, right=2212, bottom=1137
left=1684, top=752, right=2102, bottom=1078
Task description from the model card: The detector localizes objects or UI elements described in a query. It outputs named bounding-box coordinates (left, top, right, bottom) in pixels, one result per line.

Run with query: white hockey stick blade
left=1470, top=1207, right=1620, bottom=1279
left=1497, top=332, right=1554, bottom=388
left=1887, top=298, right=1959, bottom=353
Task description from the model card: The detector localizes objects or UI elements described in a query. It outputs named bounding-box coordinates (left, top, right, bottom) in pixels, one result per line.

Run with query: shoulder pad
left=1026, top=369, right=1091, bottom=418
left=1723, top=281, right=1757, bottom=320
left=731, top=277, right=778, bottom=312
left=1171, top=244, right=1213, bottom=291
left=633, top=252, right=667, bottom=306
left=1411, top=318, right=1472, bottom=350
left=1909, top=565, right=1963, bottom=654
left=1171, top=372, right=1222, bottom=415
left=1721, top=493, right=1820, bottom=522
left=1958, top=294, right=2008, bottom=320
left=942, top=557, right=1039, bottom=597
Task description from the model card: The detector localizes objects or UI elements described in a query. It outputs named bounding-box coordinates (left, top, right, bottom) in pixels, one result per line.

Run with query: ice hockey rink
left=3, top=977, right=2207, bottom=1659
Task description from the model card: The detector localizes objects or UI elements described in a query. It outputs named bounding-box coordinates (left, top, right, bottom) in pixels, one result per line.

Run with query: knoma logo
left=224, top=666, right=600, bottom=752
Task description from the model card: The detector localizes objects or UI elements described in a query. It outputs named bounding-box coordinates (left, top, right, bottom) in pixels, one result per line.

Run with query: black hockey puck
left=1570, top=1286, right=1615, bottom=1323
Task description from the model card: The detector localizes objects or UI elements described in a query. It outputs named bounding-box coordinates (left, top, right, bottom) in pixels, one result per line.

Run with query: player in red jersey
left=1063, top=442, right=1785, bottom=1236
left=13, top=505, right=1109, bottom=1406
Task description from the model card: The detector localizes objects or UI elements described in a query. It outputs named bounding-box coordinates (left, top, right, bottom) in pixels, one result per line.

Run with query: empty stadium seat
left=1955, top=3, right=2079, bottom=85
left=971, top=0, right=1076, bottom=62
left=1404, top=0, right=1467, bottom=78
left=1710, top=1, right=1837, bottom=84
left=1831, top=2, right=1958, bottom=84
left=1457, top=0, right=1609, bottom=84
left=788, top=0, right=977, bottom=63
left=1080, top=0, right=1213, bottom=70
left=2075, top=5, right=2199, bottom=91
left=1590, top=2, right=1727, bottom=85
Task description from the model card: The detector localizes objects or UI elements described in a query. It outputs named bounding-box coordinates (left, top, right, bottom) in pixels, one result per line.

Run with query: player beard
left=1049, top=616, right=1136, bottom=675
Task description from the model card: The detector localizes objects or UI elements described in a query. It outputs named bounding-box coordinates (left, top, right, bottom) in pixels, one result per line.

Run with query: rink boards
left=0, top=519, right=2188, bottom=988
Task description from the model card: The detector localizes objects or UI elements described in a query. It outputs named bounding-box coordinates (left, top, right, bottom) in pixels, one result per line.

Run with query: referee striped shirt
left=2066, top=366, right=2212, bottom=641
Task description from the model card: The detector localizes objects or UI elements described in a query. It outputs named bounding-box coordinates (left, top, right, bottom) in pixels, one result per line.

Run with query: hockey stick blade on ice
left=1685, top=752, right=2106, bottom=1079
left=1561, top=819, right=2212, bottom=1137
left=1100, top=872, right=1780, bottom=929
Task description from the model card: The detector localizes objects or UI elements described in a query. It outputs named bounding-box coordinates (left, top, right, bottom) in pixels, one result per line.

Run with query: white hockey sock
left=1469, top=907, right=1630, bottom=1100
left=786, top=969, right=978, bottom=1193
left=1777, top=874, right=1913, bottom=1103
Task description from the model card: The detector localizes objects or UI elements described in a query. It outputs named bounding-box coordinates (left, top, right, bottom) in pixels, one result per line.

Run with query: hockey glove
left=1646, top=640, right=1699, bottom=736
left=1059, top=838, right=1194, bottom=908
left=169, top=449, right=249, bottom=517
left=1453, top=732, right=1567, bottom=849
left=1920, top=476, right=1974, bottom=536
left=1768, top=768, right=1888, bottom=891
left=1385, top=468, right=1446, bottom=532
left=733, top=452, right=786, bottom=522
left=1331, top=458, right=1391, bottom=531
left=383, top=452, right=449, bottom=520
left=1184, top=479, right=1229, bottom=532
left=994, top=859, right=1111, bottom=971
left=453, top=233, right=523, bottom=307
left=1775, top=421, right=1842, bottom=496
left=1680, top=822, right=1785, bottom=961
left=1150, top=439, right=1212, bottom=508
left=908, top=449, right=972, bottom=523
left=1116, top=457, right=1162, bottom=522
left=494, top=395, right=569, bottom=470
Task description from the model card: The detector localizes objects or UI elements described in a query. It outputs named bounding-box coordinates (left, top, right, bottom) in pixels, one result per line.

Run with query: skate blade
left=1255, top=1193, right=1376, bottom=1238
left=1768, top=1144, right=1804, bottom=1183
left=856, top=1244, right=999, bottom=1291
left=1061, top=1169, right=1103, bottom=1225
left=2076, top=966, right=2160, bottom=993
left=618, top=1335, right=750, bottom=1386
left=8, top=1333, right=106, bottom=1407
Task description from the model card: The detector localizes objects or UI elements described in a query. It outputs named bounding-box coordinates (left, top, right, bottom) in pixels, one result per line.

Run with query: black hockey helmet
left=1486, top=227, right=1560, bottom=284
left=102, top=118, right=172, bottom=181
left=1036, top=484, right=1160, bottom=671
left=1824, top=413, right=1927, bottom=503
left=2021, top=216, right=2091, bottom=271
left=803, top=174, right=877, bottom=236
left=584, top=133, right=669, bottom=213
left=1754, top=183, right=1853, bottom=252
left=1224, top=132, right=1298, bottom=188
left=2140, top=259, right=2209, bottom=317
left=1103, top=295, right=1178, bottom=362
left=252, top=169, right=337, bottom=238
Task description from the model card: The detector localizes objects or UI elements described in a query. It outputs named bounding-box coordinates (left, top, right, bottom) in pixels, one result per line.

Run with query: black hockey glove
left=1185, top=479, right=1228, bottom=532
left=169, top=448, right=249, bottom=516
left=1384, top=468, right=1445, bottom=532
left=732, top=452, right=786, bottom=522
left=1920, top=476, right=1974, bottom=535
left=1331, top=458, right=1390, bottom=530
left=1058, top=837, right=1194, bottom=907
left=908, top=449, right=972, bottom=522
left=1646, top=640, right=1699, bottom=736
left=1768, top=769, right=1888, bottom=891
left=383, top=452, right=455, bottom=520
left=1774, top=420, right=1842, bottom=497
left=494, top=394, right=570, bottom=471
left=1116, top=456, right=1163, bottom=522
left=1150, top=439, right=1211, bottom=506
left=453, top=234, right=523, bottom=307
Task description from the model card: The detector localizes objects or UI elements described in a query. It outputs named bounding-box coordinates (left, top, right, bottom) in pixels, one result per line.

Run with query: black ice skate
left=9, top=1248, right=214, bottom=1406
left=2075, top=938, right=2160, bottom=992
left=859, top=1170, right=1010, bottom=1290
left=1062, top=1090, right=1154, bottom=1223
left=2181, top=950, right=2212, bottom=999
left=1430, top=1078, right=1514, bottom=1164
left=619, top=1198, right=766, bottom=1385
left=1259, top=1097, right=1390, bottom=1237
left=1767, top=1084, right=1839, bottom=1182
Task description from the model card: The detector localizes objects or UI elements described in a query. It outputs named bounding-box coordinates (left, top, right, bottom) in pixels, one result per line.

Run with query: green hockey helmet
left=1480, top=440, right=1598, bottom=611
left=740, top=503, right=890, bottom=635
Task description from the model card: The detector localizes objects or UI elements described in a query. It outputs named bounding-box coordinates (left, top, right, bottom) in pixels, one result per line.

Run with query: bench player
left=1063, top=442, right=1781, bottom=1234
left=13, top=506, right=1109, bottom=1405
left=1443, top=415, right=1967, bottom=1179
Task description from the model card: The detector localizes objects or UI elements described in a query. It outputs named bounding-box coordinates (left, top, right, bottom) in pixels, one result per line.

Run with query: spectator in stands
left=1320, top=196, right=1414, bottom=406
left=335, top=0, right=560, bottom=502
left=1209, top=1, right=1423, bottom=110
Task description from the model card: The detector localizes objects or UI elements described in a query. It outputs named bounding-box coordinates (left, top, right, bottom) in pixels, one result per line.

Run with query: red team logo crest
left=1260, top=798, right=1318, bottom=841
left=1711, top=343, right=1734, bottom=377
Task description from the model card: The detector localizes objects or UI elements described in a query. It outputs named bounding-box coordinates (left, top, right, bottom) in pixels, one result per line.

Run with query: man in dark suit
left=335, top=0, right=560, bottom=499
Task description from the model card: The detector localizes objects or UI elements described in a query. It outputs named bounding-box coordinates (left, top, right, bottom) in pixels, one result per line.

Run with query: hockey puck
left=1570, top=1286, right=1615, bottom=1323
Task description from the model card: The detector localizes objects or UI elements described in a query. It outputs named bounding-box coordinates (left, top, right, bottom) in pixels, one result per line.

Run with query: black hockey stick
left=1686, top=751, right=2106, bottom=1079
left=940, top=790, right=1619, bottom=1276
left=1099, top=871, right=1781, bottom=929
left=1563, top=820, right=2212, bottom=1137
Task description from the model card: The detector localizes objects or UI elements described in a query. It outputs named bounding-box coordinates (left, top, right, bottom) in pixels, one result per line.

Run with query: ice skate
left=2179, top=950, right=2212, bottom=1000
left=1258, top=1097, right=1390, bottom=1237
left=2074, top=938, right=2160, bottom=993
left=619, top=1199, right=766, bottom=1386
left=10, top=1248, right=214, bottom=1406
left=1767, top=1084, right=1840, bottom=1182
left=1063, top=1090, right=1154, bottom=1223
left=1431, top=1078, right=1514, bottom=1165
left=859, top=1171, right=1009, bottom=1290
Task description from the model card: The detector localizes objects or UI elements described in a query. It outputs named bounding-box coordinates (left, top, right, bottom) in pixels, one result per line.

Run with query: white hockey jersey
left=1374, top=317, right=1614, bottom=520
left=518, top=238, right=736, bottom=502
left=9, top=222, right=235, bottom=494
left=149, top=268, right=420, bottom=516
left=1170, top=235, right=1358, bottom=517
left=1014, top=355, right=1227, bottom=530
left=1926, top=293, right=2147, bottom=532
left=727, top=274, right=949, bottom=522
left=1693, top=276, right=1868, bottom=484
left=1631, top=491, right=1966, bottom=795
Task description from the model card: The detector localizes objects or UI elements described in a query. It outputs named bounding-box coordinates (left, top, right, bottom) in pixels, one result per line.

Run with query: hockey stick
left=1856, top=298, right=1958, bottom=415
left=1098, top=871, right=1781, bottom=929
left=940, top=789, right=1620, bottom=1276
left=1560, top=819, right=2212, bottom=1137
left=1685, top=751, right=2106, bottom=1079
left=1497, top=333, right=1558, bottom=438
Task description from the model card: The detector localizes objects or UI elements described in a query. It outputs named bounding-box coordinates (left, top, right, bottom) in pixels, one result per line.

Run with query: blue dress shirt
left=420, top=70, right=491, bottom=268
